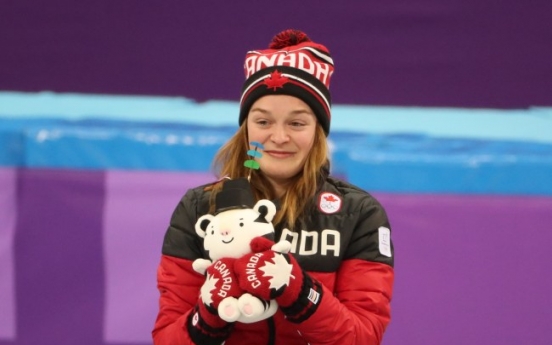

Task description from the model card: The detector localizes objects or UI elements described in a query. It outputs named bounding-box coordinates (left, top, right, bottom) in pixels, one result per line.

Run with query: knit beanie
left=239, top=29, right=334, bottom=135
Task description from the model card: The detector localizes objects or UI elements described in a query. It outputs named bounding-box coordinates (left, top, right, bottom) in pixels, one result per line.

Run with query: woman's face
left=247, top=95, right=317, bottom=189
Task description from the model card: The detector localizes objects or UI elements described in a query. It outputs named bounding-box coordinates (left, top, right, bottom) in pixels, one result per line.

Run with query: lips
left=265, top=150, right=294, bottom=158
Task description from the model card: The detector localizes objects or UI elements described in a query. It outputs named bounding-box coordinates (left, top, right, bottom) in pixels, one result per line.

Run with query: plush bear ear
left=253, top=199, right=277, bottom=223
left=195, top=214, right=214, bottom=238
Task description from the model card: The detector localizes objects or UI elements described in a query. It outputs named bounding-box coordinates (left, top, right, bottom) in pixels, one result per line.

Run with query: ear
left=254, top=199, right=277, bottom=222
left=195, top=214, right=214, bottom=238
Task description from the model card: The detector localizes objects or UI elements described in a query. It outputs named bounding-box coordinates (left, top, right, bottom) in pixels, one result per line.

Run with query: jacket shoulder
left=322, top=176, right=384, bottom=213
left=323, top=177, right=393, bottom=267
left=181, top=181, right=216, bottom=214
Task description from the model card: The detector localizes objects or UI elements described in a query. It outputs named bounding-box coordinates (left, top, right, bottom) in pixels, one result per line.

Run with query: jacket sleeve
left=295, top=195, right=395, bottom=345
left=152, top=189, right=209, bottom=345
left=152, top=255, right=203, bottom=345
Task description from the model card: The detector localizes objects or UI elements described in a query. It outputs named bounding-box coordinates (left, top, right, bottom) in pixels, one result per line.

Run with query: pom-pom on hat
left=239, top=29, right=335, bottom=136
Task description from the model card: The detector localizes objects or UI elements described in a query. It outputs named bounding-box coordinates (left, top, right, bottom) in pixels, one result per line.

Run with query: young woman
left=153, top=29, right=394, bottom=345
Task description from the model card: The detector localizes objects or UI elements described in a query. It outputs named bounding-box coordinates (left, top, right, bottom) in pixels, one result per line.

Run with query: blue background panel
left=1, top=116, right=551, bottom=196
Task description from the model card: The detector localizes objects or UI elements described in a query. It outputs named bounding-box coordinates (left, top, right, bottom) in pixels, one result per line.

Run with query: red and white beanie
left=239, top=29, right=335, bottom=136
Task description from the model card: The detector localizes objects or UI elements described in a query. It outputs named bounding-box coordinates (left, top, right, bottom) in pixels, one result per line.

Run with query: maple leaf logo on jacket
left=318, top=192, right=342, bottom=214
left=264, top=70, right=289, bottom=90
left=260, top=253, right=295, bottom=290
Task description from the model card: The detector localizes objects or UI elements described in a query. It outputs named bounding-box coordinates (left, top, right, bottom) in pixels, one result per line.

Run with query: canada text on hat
left=239, top=29, right=335, bottom=135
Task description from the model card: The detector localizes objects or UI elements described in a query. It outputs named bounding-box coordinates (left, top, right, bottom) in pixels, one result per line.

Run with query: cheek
left=247, top=128, right=267, bottom=144
left=297, top=132, right=316, bottom=152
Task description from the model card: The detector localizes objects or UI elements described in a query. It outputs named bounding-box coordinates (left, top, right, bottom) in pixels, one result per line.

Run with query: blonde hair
left=210, top=122, right=329, bottom=229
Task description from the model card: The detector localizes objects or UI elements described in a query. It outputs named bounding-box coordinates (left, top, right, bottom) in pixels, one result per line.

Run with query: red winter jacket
left=153, top=177, right=394, bottom=345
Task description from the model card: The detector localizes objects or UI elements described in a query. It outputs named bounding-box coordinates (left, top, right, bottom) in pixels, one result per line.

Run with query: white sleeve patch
left=378, top=226, right=392, bottom=258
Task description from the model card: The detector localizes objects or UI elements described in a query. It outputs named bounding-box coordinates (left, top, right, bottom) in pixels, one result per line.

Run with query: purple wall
left=13, top=169, right=106, bottom=345
left=2, top=168, right=551, bottom=344
left=1, top=1, right=551, bottom=108
left=0, top=168, right=16, bottom=340
left=102, top=171, right=213, bottom=342
left=378, top=194, right=552, bottom=344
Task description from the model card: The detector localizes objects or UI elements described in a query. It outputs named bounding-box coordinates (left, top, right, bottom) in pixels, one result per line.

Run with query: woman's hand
left=196, top=257, right=243, bottom=324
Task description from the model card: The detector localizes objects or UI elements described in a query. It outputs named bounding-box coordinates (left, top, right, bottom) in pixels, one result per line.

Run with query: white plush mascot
left=192, top=178, right=291, bottom=324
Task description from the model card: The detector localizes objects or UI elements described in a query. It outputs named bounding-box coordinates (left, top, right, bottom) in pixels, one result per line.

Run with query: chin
left=261, top=164, right=302, bottom=181
left=264, top=171, right=299, bottom=182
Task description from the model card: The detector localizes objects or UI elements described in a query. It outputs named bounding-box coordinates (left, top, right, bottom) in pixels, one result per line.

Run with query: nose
left=270, top=124, right=289, bottom=144
left=220, top=228, right=231, bottom=236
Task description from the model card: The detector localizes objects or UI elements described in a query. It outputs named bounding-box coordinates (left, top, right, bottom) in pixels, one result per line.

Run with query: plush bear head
left=195, top=198, right=276, bottom=261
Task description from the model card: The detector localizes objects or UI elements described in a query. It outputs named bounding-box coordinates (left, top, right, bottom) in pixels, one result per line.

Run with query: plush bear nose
left=220, top=229, right=231, bottom=236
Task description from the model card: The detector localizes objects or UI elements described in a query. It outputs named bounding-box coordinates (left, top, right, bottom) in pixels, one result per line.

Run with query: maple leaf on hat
left=264, top=70, right=290, bottom=91
left=260, top=253, right=295, bottom=290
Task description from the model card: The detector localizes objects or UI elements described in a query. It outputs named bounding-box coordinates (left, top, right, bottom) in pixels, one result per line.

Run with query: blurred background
left=1, top=1, right=551, bottom=344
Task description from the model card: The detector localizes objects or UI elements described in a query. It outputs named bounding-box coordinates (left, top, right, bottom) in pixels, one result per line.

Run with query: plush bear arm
left=271, top=240, right=291, bottom=254
left=192, top=258, right=212, bottom=275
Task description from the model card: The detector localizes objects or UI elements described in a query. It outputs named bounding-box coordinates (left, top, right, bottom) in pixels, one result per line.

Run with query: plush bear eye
left=211, top=230, right=214, bottom=235
left=239, top=222, right=244, bottom=227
